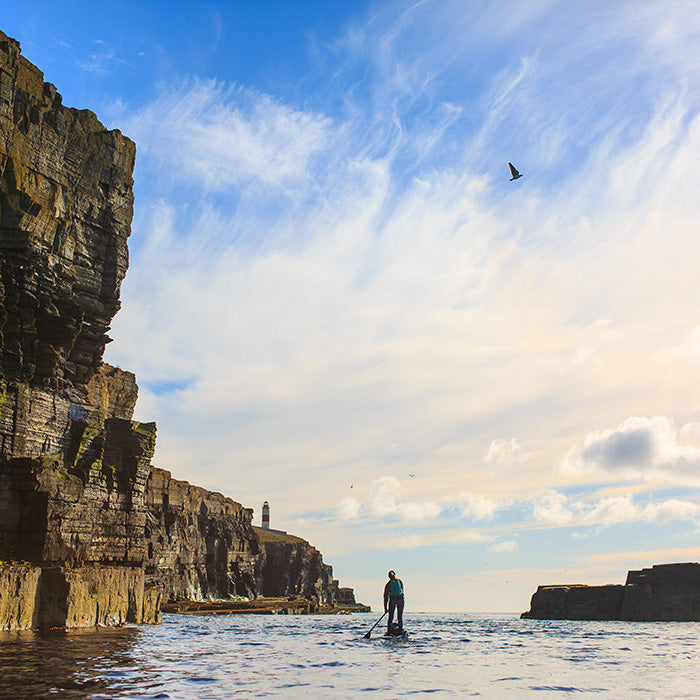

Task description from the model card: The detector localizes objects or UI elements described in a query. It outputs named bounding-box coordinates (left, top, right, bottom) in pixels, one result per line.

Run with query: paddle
left=363, top=610, right=387, bottom=639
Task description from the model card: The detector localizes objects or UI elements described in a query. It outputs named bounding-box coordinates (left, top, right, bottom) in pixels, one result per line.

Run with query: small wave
left=311, top=661, right=346, bottom=667
left=529, top=686, right=606, bottom=693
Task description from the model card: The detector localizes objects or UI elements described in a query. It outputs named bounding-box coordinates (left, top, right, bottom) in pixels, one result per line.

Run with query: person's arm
left=383, top=582, right=389, bottom=610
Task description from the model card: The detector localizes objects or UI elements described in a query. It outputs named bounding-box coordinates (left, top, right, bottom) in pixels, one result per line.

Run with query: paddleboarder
left=383, top=570, right=405, bottom=635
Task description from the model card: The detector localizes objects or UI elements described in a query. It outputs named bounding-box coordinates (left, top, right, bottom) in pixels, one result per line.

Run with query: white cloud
left=488, top=540, right=518, bottom=553
left=580, top=495, right=639, bottom=525
left=369, top=476, right=441, bottom=521
left=532, top=491, right=700, bottom=528
left=336, top=497, right=361, bottom=521
left=484, top=438, right=525, bottom=468
left=561, top=416, right=700, bottom=486
left=100, top=2, right=700, bottom=573
left=378, top=534, right=425, bottom=550
left=679, top=421, right=700, bottom=443
left=532, top=491, right=573, bottom=525
left=456, top=492, right=504, bottom=521
left=449, top=530, right=491, bottom=545
left=378, top=528, right=490, bottom=550
left=670, top=326, right=700, bottom=360
left=642, top=499, right=700, bottom=525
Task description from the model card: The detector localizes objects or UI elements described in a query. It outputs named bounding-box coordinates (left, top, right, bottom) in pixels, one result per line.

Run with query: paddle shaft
left=363, top=610, right=387, bottom=639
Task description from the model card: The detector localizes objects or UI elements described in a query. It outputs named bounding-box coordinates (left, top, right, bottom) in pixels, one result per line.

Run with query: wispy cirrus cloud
left=116, top=80, right=332, bottom=191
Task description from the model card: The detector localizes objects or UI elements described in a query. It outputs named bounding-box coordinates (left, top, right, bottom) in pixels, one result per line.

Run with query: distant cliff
left=521, top=563, right=700, bottom=621
left=0, top=30, right=358, bottom=630
left=254, top=527, right=339, bottom=604
left=142, top=468, right=348, bottom=606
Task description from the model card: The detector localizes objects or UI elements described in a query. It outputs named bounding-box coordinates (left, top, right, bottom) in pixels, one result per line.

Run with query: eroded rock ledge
left=521, top=562, right=700, bottom=621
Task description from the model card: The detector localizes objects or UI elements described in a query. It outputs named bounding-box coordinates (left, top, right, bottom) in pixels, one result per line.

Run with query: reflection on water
left=0, top=626, right=146, bottom=699
left=1, top=613, right=699, bottom=698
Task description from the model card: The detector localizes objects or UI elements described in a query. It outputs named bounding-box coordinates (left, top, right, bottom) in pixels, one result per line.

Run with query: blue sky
left=4, top=1, right=700, bottom=612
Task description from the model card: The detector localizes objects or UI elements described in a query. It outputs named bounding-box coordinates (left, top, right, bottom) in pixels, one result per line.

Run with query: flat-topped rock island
left=521, top=562, right=700, bottom=621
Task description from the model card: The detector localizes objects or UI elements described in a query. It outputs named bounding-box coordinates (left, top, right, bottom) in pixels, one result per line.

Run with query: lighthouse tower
left=262, top=501, right=270, bottom=529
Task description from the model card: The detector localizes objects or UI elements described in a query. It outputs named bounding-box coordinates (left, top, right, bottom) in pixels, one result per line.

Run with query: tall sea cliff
left=0, top=30, right=355, bottom=630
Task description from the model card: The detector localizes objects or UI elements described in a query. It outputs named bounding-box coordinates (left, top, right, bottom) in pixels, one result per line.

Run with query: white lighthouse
left=262, top=501, right=270, bottom=529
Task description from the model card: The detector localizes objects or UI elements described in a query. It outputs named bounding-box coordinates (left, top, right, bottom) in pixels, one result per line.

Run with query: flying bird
left=508, top=162, right=523, bottom=181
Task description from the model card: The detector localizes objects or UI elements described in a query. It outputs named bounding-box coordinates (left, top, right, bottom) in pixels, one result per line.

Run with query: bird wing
left=508, top=162, right=520, bottom=177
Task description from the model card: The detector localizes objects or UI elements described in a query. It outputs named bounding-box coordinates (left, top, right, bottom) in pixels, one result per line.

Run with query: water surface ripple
left=1, top=613, right=698, bottom=698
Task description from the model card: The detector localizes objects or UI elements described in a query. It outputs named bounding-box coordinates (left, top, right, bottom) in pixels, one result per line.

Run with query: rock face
left=335, top=586, right=358, bottom=605
left=0, top=564, right=161, bottom=631
left=254, top=527, right=338, bottom=604
left=144, top=467, right=259, bottom=601
left=142, top=469, right=345, bottom=606
left=521, top=563, right=700, bottom=621
left=0, top=32, right=134, bottom=392
left=0, top=30, right=359, bottom=629
left=0, top=30, right=157, bottom=629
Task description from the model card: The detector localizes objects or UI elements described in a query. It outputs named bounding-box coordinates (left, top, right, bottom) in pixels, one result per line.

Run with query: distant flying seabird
left=508, top=162, right=523, bottom=181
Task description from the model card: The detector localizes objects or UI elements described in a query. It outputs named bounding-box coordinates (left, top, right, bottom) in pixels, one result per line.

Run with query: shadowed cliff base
left=521, top=562, right=700, bottom=621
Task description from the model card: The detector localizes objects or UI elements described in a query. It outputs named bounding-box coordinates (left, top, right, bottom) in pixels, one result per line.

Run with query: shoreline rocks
left=161, top=597, right=370, bottom=616
left=521, top=562, right=700, bottom=621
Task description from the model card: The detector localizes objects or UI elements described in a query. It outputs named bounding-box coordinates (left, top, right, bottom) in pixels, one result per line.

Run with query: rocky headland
left=521, top=562, right=700, bottom=621
left=0, top=30, right=362, bottom=630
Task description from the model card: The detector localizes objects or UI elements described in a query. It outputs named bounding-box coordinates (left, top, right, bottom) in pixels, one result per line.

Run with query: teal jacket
left=383, top=578, right=404, bottom=608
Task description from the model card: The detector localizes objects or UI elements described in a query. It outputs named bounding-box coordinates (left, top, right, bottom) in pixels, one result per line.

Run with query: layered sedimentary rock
left=521, top=562, right=700, bottom=621
left=334, top=585, right=358, bottom=606
left=142, top=469, right=346, bottom=606
left=620, top=563, right=700, bottom=621
left=0, top=32, right=134, bottom=392
left=0, top=30, right=158, bottom=629
left=254, top=527, right=338, bottom=604
left=144, top=467, right=259, bottom=601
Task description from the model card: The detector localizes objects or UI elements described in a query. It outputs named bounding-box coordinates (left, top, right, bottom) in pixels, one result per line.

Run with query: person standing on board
left=384, top=570, right=405, bottom=634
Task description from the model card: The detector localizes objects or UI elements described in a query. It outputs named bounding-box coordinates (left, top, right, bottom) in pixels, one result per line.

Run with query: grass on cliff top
left=252, top=526, right=305, bottom=545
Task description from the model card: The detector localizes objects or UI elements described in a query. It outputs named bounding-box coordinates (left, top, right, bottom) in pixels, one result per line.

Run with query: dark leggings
left=387, top=597, right=404, bottom=630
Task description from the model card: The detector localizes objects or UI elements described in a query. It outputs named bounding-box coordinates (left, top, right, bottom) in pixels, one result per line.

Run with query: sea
left=1, top=612, right=698, bottom=699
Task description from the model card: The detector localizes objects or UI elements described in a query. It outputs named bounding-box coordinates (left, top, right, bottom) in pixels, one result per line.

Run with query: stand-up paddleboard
left=381, top=629, right=408, bottom=639
left=381, top=624, right=408, bottom=640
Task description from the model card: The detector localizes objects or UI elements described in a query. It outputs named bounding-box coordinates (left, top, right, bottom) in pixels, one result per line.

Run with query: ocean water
left=1, top=612, right=698, bottom=698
